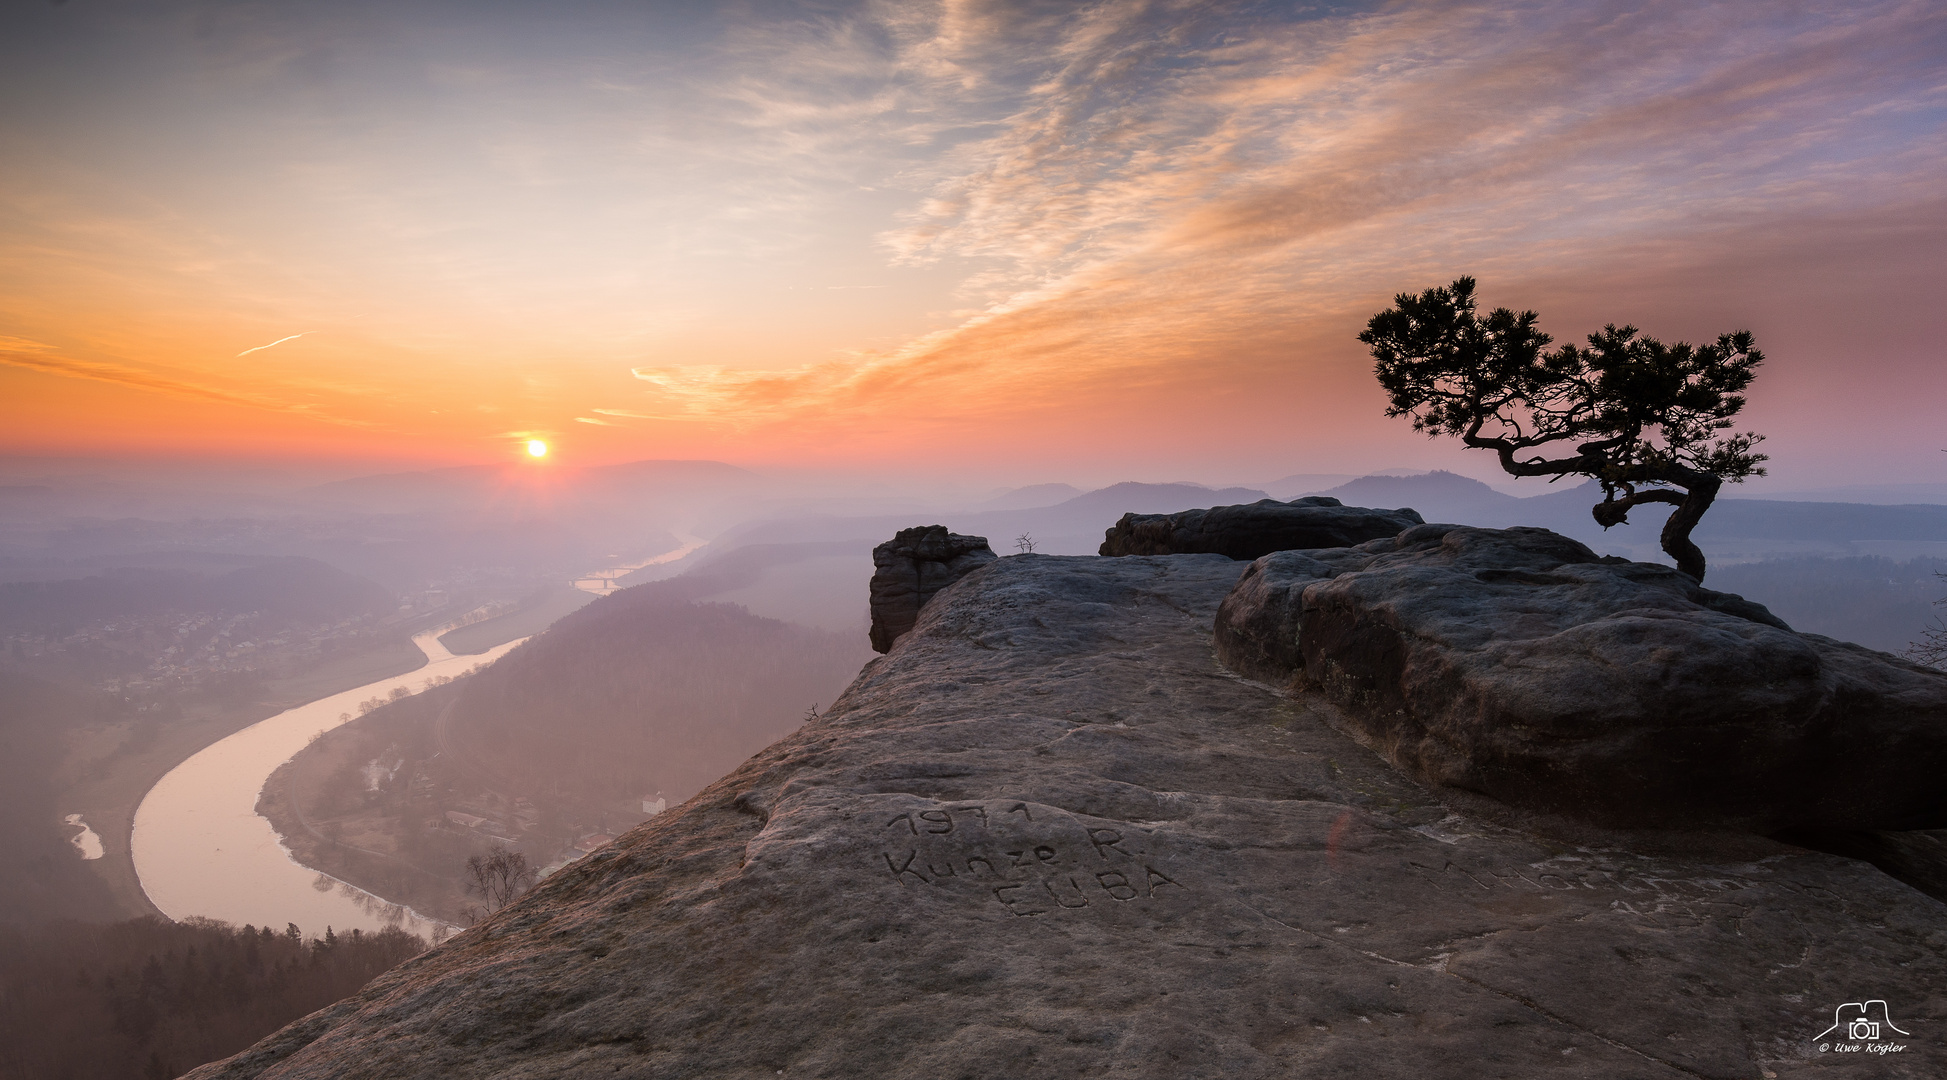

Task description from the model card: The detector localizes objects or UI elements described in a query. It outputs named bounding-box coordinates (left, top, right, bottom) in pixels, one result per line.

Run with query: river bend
left=131, top=628, right=524, bottom=937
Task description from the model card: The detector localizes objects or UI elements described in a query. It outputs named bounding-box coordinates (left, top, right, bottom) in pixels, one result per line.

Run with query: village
left=0, top=581, right=498, bottom=699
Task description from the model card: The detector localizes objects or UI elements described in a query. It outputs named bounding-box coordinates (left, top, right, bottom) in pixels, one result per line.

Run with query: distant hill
left=976, top=483, right=1084, bottom=511
left=261, top=570, right=876, bottom=923
left=1277, top=471, right=1947, bottom=565
left=659, top=472, right=1947, bottom=592
left=609, top=541, right=873, bottom=633
left=1257, top=472, right=1356, bottom=499
left=1050, top=482, right=1271, bottom=518
left=447, top=586, right=871, bottom=805
left=705, top=479, right=1279, bottom=557
left=1308, top=471, right=1517, bottom=523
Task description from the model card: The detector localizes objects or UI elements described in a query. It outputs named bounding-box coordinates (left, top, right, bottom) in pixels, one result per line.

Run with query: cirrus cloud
left=620, top=0, right=1946, bottom=437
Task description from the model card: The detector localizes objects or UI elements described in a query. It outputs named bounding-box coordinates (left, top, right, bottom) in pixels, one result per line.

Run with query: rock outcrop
left=189, top=553, right=1944, bottom=1080
left=867, top=526, right=997, bottom=653
left=1216, top=524, right=1947, bottom=833
left=1098, top=496, right=1423, bottom=560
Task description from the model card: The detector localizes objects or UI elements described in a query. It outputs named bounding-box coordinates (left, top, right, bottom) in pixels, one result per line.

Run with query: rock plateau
left=1099, top=497, right=1423, bottom=560
left=190, top=550, right=1945, bottom=1079
left=1215, top=524, right=1947, bottom=834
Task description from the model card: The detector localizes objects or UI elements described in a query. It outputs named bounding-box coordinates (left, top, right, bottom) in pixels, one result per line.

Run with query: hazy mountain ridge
left=257, top=567, right=875, bottom=924
left=974, top=483, right=1083, bottom=511
left=705, top=480, right=1277, bottom=558
left=449, top=583, right=872, bottom=805
left=1295, top=470, right=1947, bottom=558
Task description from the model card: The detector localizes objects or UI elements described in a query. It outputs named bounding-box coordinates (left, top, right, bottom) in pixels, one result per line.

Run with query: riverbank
left=255, top=685, right=479, bottom=926
left=58, top=634, right=432, bottom=921
left=437, top=584, right=592, bottom=656
left=130, top=624, right=525, bottom=934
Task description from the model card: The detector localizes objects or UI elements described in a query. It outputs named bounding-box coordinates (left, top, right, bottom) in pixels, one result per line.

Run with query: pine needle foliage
left=1361, top=277, right=1767, bottom=581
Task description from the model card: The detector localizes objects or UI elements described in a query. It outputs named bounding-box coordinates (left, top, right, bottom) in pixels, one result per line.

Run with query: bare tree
left=1910, top=572, right=1947, bottom=669
left=462, top=847, right=536, bottom=923
left=1015, top=533, right=1037, bottom=554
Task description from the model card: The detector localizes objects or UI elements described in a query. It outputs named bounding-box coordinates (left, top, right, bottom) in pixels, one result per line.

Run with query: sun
left=526, top=439, right=548, bottom=458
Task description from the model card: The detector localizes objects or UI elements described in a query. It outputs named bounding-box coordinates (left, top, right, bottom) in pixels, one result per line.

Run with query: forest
left=0, top=916, right=423, bottom=1080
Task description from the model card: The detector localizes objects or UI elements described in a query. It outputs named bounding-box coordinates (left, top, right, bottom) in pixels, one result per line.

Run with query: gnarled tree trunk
left=1590, top=471, right=1720, bottom=582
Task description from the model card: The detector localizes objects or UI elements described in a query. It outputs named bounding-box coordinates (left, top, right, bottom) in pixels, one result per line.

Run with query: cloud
left=630, top=0, right=1947, bottom=431
left=588, top=408, right=712, bottom=422
left=236, top=331, right=316, bottom=357
left=627, top=363, right=869, bottom=424
left=0, top=336, right=368, bottom=423
left=8, top=0, right=1938, bottom=471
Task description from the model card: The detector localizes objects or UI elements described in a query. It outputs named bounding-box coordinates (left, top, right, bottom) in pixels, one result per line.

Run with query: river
left=64, top=814, right=104, bottom=860
left=571, top=531, right=707, bottom=594
left=130, top=626, right=525, bottom=937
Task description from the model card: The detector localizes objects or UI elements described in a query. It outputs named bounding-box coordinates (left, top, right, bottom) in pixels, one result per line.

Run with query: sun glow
left=527, top=440, right=548, bottom=458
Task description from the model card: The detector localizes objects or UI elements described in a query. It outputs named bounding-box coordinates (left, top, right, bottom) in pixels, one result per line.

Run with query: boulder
left=868, top=525, right=997, bottom=653
left=185, top=554, right=1947, bottom=1080
left=1216, top=523, right=1947, bottom=832
left=1098, top=496, right=1422, bottom=560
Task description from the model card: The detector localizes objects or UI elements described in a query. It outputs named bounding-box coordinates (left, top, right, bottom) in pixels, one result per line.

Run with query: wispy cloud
left=0, top=336, right=368, bottom=424
left=5, top=0, right=1938, bottom=470
left=588, top=407, right=711, bottom=422
left=627, top=0, right=1947, bottom=429
left=236, top=331, right=316, bottom=357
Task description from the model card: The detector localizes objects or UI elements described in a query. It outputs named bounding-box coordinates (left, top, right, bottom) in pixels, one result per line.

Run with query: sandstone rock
left=1216, top=524, right=1947, bottom=833
left=1781, top=827, right=1947, bottom=904
left=1098, top=496, right=1422, bottom=560
left=867, top=525, right=997, bottom=653
left=189, top=554, right=1945, bottom=1080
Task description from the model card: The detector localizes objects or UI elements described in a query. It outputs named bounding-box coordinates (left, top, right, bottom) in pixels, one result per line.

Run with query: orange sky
left=3, top=1, right=1943, bottom=489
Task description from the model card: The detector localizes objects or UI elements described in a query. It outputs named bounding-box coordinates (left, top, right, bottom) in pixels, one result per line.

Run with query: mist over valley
left=1, top=444, right=1944, bottom=1077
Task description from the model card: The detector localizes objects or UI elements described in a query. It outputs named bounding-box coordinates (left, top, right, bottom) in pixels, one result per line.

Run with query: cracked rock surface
left=190, top=555, right=1945, bottom=1080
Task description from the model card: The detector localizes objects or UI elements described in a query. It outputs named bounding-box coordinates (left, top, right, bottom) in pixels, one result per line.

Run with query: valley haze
left=2, top=0, right=1943, bottom=1075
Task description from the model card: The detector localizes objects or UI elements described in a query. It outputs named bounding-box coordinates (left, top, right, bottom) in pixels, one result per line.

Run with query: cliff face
left=190, top=554, right=1945, bottom=1079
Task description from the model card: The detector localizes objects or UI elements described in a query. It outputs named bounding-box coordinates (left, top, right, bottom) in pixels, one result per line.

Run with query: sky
left=0, top=0, right=1942, bottom=490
